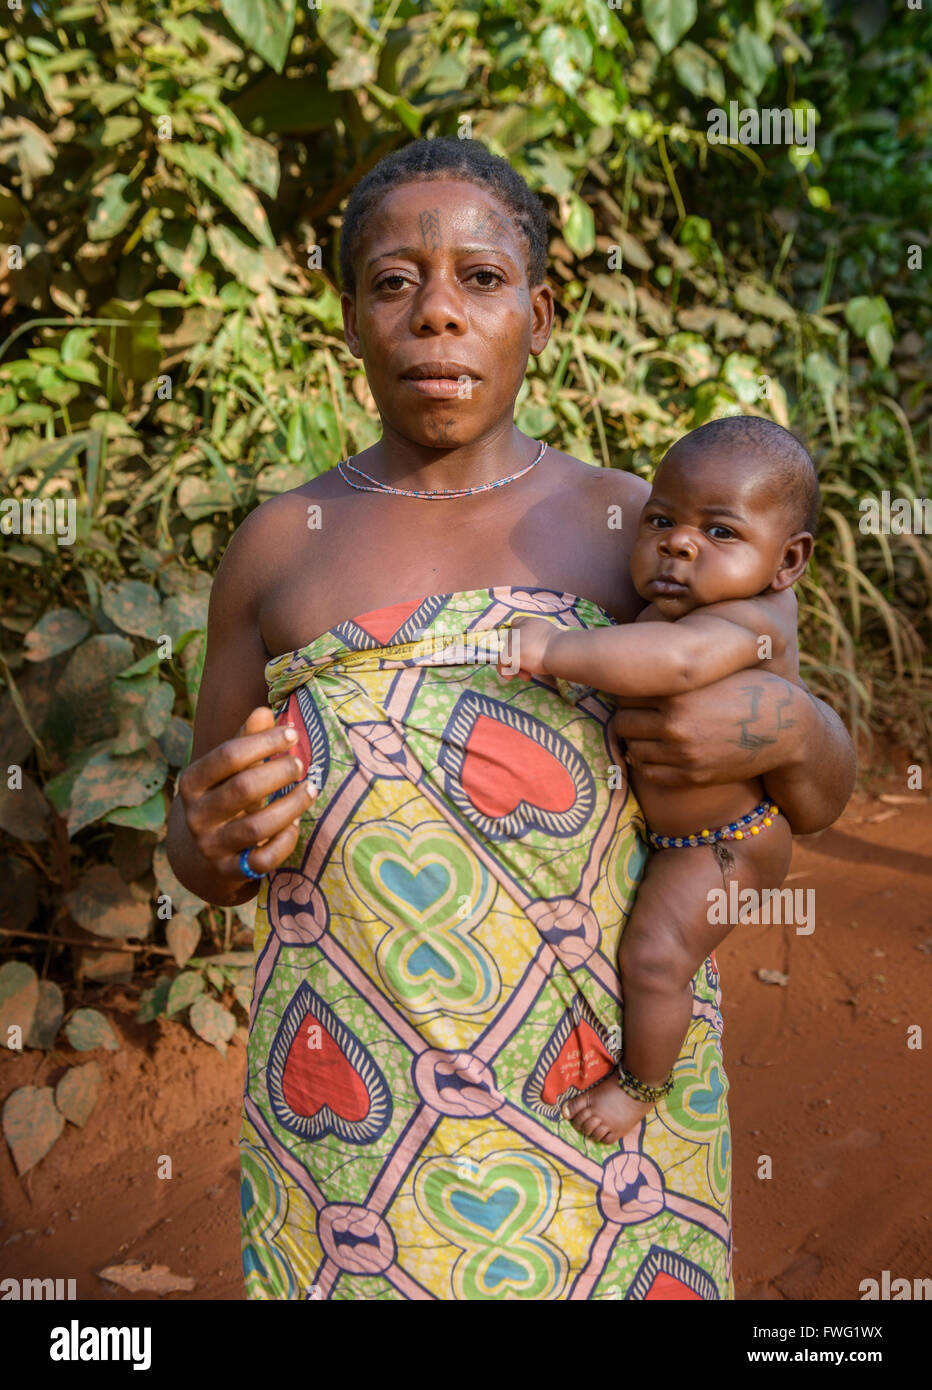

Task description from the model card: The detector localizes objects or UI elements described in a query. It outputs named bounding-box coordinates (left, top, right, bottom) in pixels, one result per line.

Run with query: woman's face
left=341, top=178, right=553, bottom=451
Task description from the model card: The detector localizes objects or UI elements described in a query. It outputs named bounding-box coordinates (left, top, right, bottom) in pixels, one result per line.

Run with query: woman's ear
left=771, top=532, right=814, bottom=590
left=528, top=282, right=555, bottom=356
left=341, top=292, right=363, bottom=359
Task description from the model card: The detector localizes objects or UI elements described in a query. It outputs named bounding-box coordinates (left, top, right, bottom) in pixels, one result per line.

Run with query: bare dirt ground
left=2, top=768, right=930, bottom=1301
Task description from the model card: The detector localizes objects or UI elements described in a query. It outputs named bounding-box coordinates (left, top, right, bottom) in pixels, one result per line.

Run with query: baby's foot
left=561, top=1076, right=653, bottom=1144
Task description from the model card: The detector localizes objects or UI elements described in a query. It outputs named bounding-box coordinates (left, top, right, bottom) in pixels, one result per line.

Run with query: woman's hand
left=175, top=706, right=317, bottom=893
left=612, top=671, right=855, bottom=833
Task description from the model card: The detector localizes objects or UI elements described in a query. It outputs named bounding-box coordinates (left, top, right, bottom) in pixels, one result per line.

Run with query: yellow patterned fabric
left=240, top=587, right=733, bottom=1300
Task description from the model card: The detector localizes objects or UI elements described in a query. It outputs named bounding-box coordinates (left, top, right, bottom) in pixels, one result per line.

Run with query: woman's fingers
left=206, top=779, right=316, bottom=861
left=221, top=814, right=303, bottom=881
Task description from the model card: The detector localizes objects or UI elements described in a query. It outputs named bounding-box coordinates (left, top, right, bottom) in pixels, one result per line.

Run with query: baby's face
left=629, top=446, right=792, bottom=618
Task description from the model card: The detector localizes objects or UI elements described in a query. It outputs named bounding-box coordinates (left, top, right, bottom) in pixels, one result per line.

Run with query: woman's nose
left=411, top=274, right=467, bottom=334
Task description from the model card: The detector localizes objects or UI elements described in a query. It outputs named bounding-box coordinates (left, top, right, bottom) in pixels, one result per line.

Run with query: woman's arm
left=612, top=672, right=855, bottom=834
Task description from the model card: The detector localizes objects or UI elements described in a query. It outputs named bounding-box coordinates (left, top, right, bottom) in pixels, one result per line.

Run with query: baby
left=500, top=415, right=818, bottom=1143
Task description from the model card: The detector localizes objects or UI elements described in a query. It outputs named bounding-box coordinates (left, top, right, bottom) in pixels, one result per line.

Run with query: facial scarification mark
left=473, top=209, right=516, bottom=242
left=419, top=208, right=442, bottom=251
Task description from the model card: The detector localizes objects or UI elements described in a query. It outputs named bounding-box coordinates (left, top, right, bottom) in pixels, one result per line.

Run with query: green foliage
left=0, top=0, right=929, bottom=1048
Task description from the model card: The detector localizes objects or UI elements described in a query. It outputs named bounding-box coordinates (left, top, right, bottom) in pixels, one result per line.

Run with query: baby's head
left=630, top=416, right=819, bottom=618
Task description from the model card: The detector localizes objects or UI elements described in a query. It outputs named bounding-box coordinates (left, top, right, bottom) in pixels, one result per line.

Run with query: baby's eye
left=647, top=514, right=673, bottom=529
left=707, top=524, right=735, bottom=540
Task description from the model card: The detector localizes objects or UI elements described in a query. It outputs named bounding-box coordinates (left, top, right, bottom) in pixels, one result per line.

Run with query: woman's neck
left=354, top=420, right=538, bottom=492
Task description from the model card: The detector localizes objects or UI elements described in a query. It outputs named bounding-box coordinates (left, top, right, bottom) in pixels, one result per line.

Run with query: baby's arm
left=504, top=597, right=787, bottom=697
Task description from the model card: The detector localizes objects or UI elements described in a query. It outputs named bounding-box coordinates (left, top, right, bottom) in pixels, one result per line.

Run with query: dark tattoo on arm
left=731, top=683, right=780, bottom=752
left=418, top=208, right=442, bottom=251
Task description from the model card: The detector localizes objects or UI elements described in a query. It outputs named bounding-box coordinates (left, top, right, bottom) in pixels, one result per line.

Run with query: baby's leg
left=563, top=818, right=791, bottom=1144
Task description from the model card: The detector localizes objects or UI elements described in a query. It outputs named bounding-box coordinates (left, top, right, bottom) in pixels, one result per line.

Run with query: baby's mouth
left=648, top=575, right=691, bottom=596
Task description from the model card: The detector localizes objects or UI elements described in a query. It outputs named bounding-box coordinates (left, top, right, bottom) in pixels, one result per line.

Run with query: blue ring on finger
left=239, top=847, right=264, bottom=881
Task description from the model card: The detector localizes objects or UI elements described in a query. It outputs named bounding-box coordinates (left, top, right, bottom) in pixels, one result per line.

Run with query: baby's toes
left=561, top=1094, right=589, bottom=1123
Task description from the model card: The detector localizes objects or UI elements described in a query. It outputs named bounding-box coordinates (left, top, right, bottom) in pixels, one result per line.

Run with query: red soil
left=2, top=773, right=929, bottom=1301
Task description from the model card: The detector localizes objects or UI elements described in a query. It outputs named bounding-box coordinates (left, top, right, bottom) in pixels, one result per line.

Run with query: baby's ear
left=772, top=532, right=813, bottom=589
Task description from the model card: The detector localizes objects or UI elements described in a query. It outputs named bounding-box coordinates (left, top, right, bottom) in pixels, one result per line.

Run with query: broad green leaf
left=539, top=25, right=592, bottom=97
left=104, top=788, right=168, bottom=831
left=238, top=131, right=281, bottom=199
left=189, top=994, right=237, bottom=1055
left=101, top=116, right=142, bottom=147
left=672, top=41, right=725, bottom=103
left=643, top=0, right=697, bottom=55
left=162, top=143, right=274, bottom=248
left=845, top=295, right=894, bottom=339
left=154, top=221, right=207, bottom=282
left=564, top=194, right=596, bottom=257
left=2, top=1085, right=63, bottom=1174
left=101, top=579, right=163, bottom=638
left=166, top=970, right=205, bottom=1016
left=865, top=322, right=893, bottom=370
left=111, top=672, right=174, bottom=754
left=207, top=223, right=267, bottom=293
left=166, top=914, right=201, bottom=966
left=177, top=475, right=234, bottom=521
left=64, top=1007, right=120, bottom=1051
left=220, top=0, right=297, bottom=74
left=157, top=715, right=193, bottom=769
left=160, top=593, right=209, bottom=644
left=0, top=961, right=39, bottom=1047
left=726, top=24, right=775, bottom=95
left=329, top=41, right=378, bottom=92
left=88, top=172, right=141, bottom=243
left=181, top=633, right=206, bottom=717
left=136, top=975, right=172, bottom=1024
left=67, top=746, right=168, bottom=837
left=55, top=1061, right=102, bottom=1127
left=722, top=352, right=763, bottom=404
left=64, top=864, right=151, bottom=941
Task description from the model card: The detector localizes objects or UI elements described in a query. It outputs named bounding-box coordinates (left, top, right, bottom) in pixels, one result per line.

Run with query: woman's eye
left=708, top=525, right=734, bottom=540
left=471, top=269, right=505, bottom=288
left=376, top=274, right=407, bottom=291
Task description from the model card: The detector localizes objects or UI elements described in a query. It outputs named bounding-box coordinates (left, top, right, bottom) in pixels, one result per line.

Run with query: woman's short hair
left=339, top=136, right=549, bottom=296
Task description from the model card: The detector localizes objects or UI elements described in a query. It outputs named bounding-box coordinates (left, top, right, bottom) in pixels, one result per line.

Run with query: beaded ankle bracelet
left=646, top=798, right=779, bottom=851
left=616, top=1064, right=674, bottom=1103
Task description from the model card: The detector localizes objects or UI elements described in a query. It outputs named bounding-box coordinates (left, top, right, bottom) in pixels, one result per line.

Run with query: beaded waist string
left=645, top=797, right=780, bottom=851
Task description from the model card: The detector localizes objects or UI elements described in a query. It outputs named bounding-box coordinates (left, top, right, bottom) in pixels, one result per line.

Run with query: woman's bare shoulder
left=545, top=447, right=651, bottom=510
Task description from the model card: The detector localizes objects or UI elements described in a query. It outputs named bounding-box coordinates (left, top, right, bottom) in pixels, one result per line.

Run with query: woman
left=166, top=138, right=854, bottom=1300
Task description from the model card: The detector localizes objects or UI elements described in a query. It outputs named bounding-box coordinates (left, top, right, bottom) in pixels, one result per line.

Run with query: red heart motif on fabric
left=282, top=1013, right=370, bottom=1121
left=540, top=1020, right=614, bottom=1104
left=354, top=599, right=425, bottom=645
left=461, top=714, right=576, bottom=819
left=645, top=1272, right=702, bottom=1300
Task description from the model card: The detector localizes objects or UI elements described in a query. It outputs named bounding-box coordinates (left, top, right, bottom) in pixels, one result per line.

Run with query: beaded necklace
left=337, top=440, right=547, bottom=499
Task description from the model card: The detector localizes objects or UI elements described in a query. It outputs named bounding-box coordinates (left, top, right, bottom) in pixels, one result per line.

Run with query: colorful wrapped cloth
left=240, top=587, right=733, bottom=1300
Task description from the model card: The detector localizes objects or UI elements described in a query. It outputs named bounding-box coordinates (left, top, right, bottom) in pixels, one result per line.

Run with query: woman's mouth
left=400, top=361, right=480, bottom=399
left=403, top=378, right=475, bottom=398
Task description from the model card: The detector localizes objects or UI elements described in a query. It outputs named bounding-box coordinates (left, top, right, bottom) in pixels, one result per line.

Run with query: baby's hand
left=497, top=615, right=557, bottom=680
